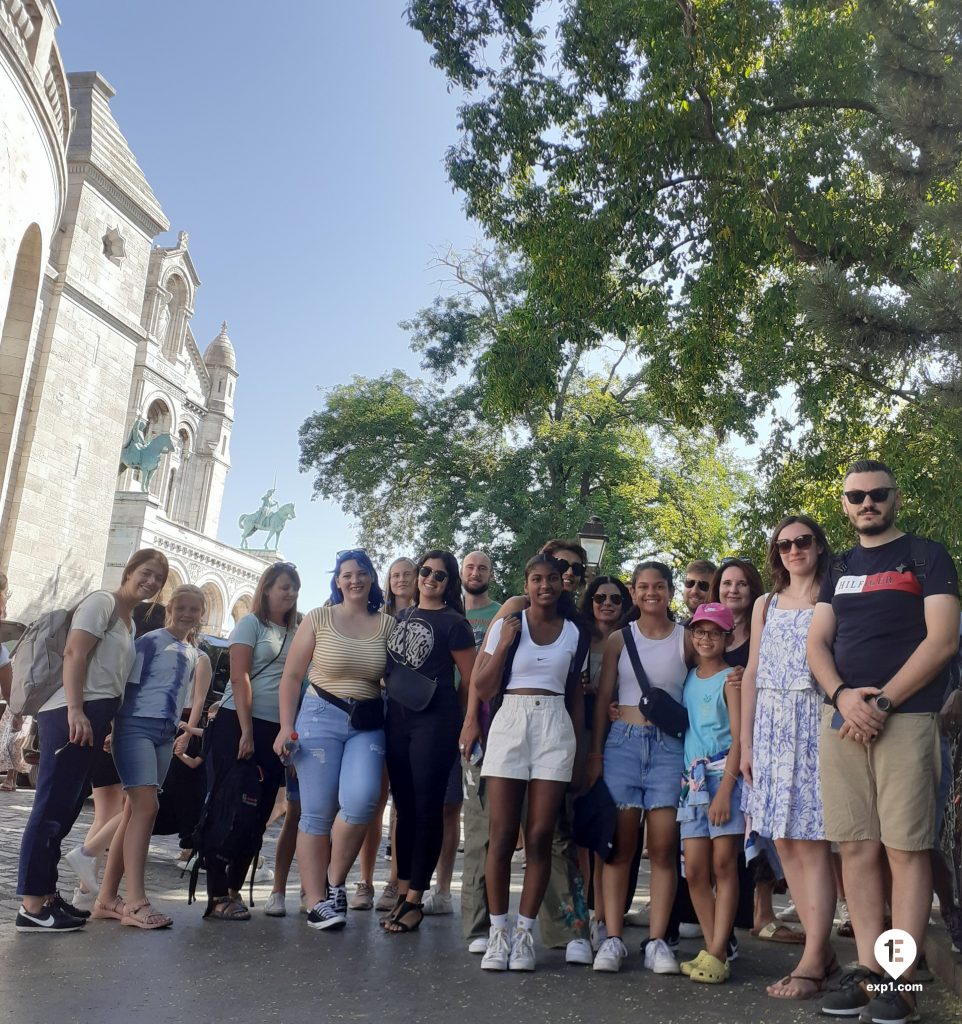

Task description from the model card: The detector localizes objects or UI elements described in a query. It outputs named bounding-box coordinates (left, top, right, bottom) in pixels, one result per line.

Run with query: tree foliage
left=407, top=0, right=962, bottom=559
left=299, top=249, right=748, bottom=588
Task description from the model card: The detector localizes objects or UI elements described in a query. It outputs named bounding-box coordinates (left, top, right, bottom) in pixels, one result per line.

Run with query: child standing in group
left=676, top=602, right=743, bottom=984
left=93, top=585, right=206, bottom=928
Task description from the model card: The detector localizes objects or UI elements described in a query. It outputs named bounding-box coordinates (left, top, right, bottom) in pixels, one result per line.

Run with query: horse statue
left=119, top=421, right=175, bottom=494
left=238, top=502, right=296, bottom=550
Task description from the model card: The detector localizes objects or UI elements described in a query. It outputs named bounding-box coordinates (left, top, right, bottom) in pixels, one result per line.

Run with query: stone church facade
left=0, top=2, right=270, bottom=634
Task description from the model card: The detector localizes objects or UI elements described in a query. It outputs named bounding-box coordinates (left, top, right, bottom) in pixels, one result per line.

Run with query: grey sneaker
left=375, top=880, right=399, bottom=913
left=858, top=985, right=920, bottom=1024
left=349, top=882, right=374, bottom=911
left=821, top=966, right=882, bottom=1017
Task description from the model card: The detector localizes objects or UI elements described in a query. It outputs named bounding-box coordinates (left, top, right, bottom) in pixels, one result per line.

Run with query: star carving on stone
left=102, top=226, right=127, bottom=265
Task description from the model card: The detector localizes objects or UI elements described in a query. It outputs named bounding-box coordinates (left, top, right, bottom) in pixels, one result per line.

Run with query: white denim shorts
left=481, top=694, right=576, bottom=783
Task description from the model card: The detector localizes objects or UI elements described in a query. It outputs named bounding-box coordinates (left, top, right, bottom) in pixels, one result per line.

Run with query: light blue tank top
left=682, top=667, right=732, bottom=770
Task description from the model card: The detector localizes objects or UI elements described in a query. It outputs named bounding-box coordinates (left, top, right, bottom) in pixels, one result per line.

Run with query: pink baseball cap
left=689, top=602, right=734, bottom=632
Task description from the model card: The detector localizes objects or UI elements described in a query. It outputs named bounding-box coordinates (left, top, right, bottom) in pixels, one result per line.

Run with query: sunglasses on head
left=592, top=592, right=624, bottom=605
left=336, top=548, right=367, bottom=560
left=683, top=578, right=710, bottom=592
left=419, top=566, right=449, bottom=583
left=843, top=487, right=895, bottom=505
left=276, top=560, right=298, bottom=571
left=774, top=534, right=815, bottom=553
left=553, top=558, right=585, bottom=578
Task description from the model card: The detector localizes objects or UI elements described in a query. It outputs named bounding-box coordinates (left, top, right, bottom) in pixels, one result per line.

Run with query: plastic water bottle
left=279, top=731, right=299, bottom=767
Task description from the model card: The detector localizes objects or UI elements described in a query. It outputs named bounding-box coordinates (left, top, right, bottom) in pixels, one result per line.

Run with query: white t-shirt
left=40, top=591, right=136, bottom=712
left=485, top=613, right=581, bottom=695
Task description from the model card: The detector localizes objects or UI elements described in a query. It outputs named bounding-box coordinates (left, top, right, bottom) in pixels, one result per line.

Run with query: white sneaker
left=678, top=922, right=702, bottom=938
left=264, top=892, right=286, bottom=917
left=593, top=936, right=628, bottom=972
left=421, top=886, right=453, bottom=915
left=71, top=886, right=95, bottom=913
left=565, top=937, right=593, bottom=965
left=481, top=927, right=510, bottom=970
left=509, top=927, right=537, bottom=971
left=624, top=906, right=650, bottom=927
left=590, top=918, right=608, bottom=951
left=468, top=936, right=488, bottom=954
left=777, top=901, right=800, bottom=923
left=64, top=847, right=98, bottom=895
left=644, top=937, right=681, bottom=974
left=252, top=859, right=274, bottom=885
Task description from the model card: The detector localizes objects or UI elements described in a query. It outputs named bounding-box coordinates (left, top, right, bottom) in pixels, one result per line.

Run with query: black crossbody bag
left=621, top=625, right=689, bottom=740
left=311, top=685, right=384, bottom=731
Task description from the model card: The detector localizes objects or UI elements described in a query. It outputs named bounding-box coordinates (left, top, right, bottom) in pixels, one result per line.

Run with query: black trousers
left=203, top=709, right=283, bottom=899
left=385, top=687, right=460, bottom=893
left=18, top=698, right=119, bottom=897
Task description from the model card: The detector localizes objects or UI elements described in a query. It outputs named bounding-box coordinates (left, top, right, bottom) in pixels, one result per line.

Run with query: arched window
left=161, top=274, right=189, bottom=359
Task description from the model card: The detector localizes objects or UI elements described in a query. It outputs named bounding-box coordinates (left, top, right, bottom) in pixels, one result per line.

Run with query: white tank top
left=616, top=620, right=687, bottom=705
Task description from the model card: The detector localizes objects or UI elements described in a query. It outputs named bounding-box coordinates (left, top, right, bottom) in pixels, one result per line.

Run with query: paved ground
left=1, top=790, right=960, bottom=1024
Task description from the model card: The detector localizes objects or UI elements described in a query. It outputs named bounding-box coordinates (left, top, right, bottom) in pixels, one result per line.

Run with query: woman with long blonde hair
left=93, top=584, right=207, bottom=928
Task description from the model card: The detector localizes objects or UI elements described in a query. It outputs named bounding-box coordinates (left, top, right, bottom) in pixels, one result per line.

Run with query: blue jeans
left=293, top=692, right=385, bottom=836
left=17, top=697, right=119, bottom=897
left=678, top=773, right=746, bottom=840
left=112, top=715, right=177, bottom=789
left=603, top=720, right=685, bottom=810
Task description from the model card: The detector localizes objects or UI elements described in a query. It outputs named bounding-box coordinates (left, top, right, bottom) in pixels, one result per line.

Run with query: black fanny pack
left=621, top=625, right=689, bottom=740
left=312, top=685, right=384, bottom=731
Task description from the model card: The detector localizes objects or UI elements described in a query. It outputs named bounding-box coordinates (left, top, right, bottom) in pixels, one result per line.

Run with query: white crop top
left=484, top=613, right=581, bottom=695
left=615, top=620, right=688, bottom=705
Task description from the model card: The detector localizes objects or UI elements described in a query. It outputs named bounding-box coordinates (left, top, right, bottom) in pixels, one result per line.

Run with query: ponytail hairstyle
left=624, top=561, right=676, bottom=623
left=164, top=584, right=207, bottom=645
left=523, top=553, right=584, bottom=627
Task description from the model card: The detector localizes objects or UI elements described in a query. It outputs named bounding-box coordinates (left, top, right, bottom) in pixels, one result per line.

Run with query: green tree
left=408, top=0, right=962, bottom=556
left=299, top=248, right=748, bottom=588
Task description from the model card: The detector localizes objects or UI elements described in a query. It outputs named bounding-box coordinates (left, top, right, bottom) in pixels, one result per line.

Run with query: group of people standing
left=7, top=458, right=961, bottom=1023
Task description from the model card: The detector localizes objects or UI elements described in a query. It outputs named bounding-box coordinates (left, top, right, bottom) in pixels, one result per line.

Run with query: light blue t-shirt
left=119, top=628, right=199, bottom=724
left=681, top=667, right=732, bottom=770
left=220, top=614, right=291, bottom=724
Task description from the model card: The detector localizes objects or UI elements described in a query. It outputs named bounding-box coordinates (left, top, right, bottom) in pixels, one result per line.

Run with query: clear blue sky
left=58, top=2, right=476, bottom=608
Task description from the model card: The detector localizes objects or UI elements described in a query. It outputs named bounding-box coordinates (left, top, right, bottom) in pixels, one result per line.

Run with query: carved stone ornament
left=102, top=226, right=127, bottom=265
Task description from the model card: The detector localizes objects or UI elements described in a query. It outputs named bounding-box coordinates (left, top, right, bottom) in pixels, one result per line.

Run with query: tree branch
left=749, top=98, right=879, bottom=117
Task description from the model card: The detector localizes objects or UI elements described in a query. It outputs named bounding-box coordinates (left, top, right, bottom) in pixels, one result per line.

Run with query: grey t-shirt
left=220, top=614, right=291, bottom=723
left=40, top=591, right=135, bottom=712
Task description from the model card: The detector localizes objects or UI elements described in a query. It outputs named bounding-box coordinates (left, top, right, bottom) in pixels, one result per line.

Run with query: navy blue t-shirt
left=817, top=533, right=959, bottom=713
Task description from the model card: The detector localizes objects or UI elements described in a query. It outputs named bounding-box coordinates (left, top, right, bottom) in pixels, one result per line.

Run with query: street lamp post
left=578, top=516, right=609, bottom=578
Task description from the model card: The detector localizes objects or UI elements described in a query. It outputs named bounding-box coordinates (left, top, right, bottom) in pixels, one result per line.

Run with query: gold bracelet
left=724, top=768, right=739, bottom=782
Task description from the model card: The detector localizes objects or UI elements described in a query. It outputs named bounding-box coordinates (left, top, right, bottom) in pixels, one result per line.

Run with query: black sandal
left=383, top=900, right=424, bottom=933
left=380, top=891, right=408, bottom=927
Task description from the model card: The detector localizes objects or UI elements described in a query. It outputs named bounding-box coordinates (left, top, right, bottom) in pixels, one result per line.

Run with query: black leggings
left=204, top=709, right=283, bottom=899
left=385, top=688, right=460, bottom=893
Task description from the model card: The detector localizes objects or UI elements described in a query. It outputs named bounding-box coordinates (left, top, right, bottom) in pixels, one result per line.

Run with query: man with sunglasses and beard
left=808, top=460, right=959, bottom=1024
left=470, top=539, right=595, bottom=965
left=681, top=560, right=718, bottom=619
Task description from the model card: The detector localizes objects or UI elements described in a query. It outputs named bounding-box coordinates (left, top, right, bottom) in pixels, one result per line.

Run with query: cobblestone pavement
left=1, top=790, right=960, bottom=1024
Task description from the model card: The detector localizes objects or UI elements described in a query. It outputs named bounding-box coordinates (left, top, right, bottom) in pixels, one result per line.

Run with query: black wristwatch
left=873, top=695, right=894, bottom=713
left=830, top=684, right=848, bottom=710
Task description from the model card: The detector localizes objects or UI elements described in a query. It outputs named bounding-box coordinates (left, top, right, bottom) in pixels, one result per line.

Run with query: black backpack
left=186, top=757, right=265, bottom=912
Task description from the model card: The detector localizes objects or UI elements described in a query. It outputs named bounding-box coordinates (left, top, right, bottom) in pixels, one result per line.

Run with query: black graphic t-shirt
left=817, top=533, right=960, bottom=713
left=387, top=606, right=475, bottom=689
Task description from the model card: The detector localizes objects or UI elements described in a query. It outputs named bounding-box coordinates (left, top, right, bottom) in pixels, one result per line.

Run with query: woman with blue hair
left=275, top=549, right=394, bottom=930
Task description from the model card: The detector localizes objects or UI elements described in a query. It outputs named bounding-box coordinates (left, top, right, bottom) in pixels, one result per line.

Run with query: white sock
left=490, top=914, right=509, bottom=931
left=517, top=915, right=536, bottom=933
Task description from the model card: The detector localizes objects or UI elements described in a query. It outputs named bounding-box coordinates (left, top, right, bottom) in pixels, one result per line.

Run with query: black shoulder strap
left=499, top=612, right=524, bottom=693
left=829, top=553, right=849, bottom=591
left=620, top=624, right=652, bottom=699
left=250, top=629, right=288, bottom=682
left=907, top=535, right=927, bottom=581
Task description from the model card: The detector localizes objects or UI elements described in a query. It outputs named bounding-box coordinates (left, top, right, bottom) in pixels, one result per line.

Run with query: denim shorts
left=285, top=766, right=300, bottom=803
left=602, top=720, right=685, bottom=811
left=678, top=773, right=745, bottom=841
left=111, top=715, right=177, bottom=790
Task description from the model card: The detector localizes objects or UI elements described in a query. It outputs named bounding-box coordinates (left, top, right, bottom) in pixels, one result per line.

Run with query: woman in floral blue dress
left=740, top=515, right=837, bottom=1000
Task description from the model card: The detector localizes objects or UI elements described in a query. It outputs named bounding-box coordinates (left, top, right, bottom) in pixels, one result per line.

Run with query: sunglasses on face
left=843, top=487, right=895, bottom=505
left=592, top=592, right=624, bottom=606
left=683, top=578, right=710, bottom=592
left=419, top=566, right=449, bottom=583
left=553, top=559, right=585, bottom=578
left=774, top=534, right=815, bottom=553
